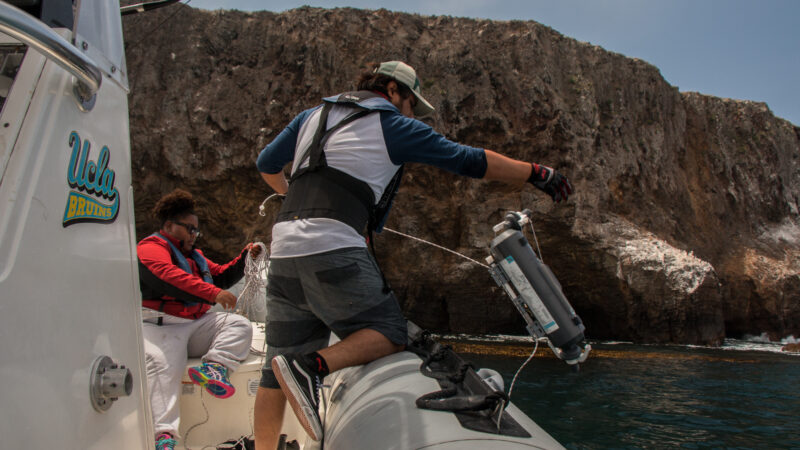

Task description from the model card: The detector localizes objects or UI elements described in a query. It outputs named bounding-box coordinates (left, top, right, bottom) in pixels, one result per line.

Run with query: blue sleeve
left=256, top=107, right=317, bottom=174
left=380, top=111, right=488, bottom=178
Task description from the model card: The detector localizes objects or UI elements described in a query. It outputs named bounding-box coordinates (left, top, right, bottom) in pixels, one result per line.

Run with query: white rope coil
left=235, top=242, right=268, bottom=322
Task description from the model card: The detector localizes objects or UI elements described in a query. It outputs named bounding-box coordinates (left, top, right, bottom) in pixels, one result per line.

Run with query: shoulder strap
left=305, top=102, right=333, bottom=171
left=188, top=250, right=213, bottom=284
left=152, top=233, right=212, bottom=284
left=292, top=104, right=374, bottom=180
left=153, top=233, right=190, bottom=272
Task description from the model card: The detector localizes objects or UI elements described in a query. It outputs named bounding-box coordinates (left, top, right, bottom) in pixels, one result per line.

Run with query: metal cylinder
left=90, top=356, right=133, bottom=412
left=490, top=228, right=585, bottom=360
left=100, top=364, right=133, bottom=399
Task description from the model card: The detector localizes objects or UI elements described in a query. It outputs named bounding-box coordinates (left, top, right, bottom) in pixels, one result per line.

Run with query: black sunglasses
left=174, top=221, right=201, bottom=237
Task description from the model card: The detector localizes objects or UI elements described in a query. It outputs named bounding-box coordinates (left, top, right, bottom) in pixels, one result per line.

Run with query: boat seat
left=177, top=322, right=269, bottom=448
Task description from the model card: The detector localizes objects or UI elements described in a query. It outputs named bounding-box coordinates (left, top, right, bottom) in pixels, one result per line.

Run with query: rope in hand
left=235, top=242, right=268, bottom=322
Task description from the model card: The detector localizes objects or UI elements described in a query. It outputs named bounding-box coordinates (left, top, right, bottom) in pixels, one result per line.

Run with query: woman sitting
left=137, top=188, right=260, bottom=450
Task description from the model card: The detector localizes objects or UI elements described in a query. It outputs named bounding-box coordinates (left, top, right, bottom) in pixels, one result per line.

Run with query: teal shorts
left=260, top=247, right=407, bottom=388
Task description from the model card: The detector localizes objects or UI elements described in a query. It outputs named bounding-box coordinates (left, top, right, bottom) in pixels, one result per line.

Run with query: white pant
left=142, top=311, right=253, bottom=437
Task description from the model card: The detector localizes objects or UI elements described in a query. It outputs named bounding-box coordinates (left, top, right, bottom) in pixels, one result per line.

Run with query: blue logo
left=62, top=131, right=120, bottom=227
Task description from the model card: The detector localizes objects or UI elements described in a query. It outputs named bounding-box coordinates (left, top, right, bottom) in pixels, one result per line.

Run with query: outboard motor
left=486, top=210, right=591, bottom=367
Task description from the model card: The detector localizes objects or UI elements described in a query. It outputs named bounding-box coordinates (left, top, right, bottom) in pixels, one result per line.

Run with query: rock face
left=122, top=6, right=800, bottom=345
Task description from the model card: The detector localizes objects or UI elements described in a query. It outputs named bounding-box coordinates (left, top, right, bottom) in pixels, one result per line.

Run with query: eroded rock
left=122, top=6, right=800, bottom=344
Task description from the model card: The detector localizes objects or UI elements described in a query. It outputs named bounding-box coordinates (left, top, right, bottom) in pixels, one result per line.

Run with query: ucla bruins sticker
left=63, top=131, right=120, bottom=227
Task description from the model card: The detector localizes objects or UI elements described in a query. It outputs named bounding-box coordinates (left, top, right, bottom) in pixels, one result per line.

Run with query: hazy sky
left=183, top=0, right=799, bottom=126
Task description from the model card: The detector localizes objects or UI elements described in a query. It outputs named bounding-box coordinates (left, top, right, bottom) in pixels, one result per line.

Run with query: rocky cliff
left=122, top=6, right=800, bottom=345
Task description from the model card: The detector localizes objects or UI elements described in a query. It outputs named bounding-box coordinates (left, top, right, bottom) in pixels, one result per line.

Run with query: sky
left=185, top=0, right=800, bottom=126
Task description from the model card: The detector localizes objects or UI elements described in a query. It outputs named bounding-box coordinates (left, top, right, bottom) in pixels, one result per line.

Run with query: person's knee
left=368, top=325, right=407, bottom=353
left=230, top=314, right=252, bottom=328
left=240, top=319, right=254, bottom=340
left=380, top=340, right=405, bottom=359
left=229, top=315, right=253, bottom=339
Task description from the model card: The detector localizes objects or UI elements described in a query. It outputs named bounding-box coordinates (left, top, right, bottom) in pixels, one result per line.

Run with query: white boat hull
left=177, top=323, right=563, bottom=449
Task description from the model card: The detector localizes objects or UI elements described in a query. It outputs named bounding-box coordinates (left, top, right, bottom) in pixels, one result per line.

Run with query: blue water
left=463, top=341, right=800, bottom=449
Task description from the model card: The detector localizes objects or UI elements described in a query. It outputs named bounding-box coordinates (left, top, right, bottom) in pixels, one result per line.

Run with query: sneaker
left=188, top=362, right=235, bottom=399
left=272, top=354, right=323, bottom=441
left=155, top=433, right=176, bottom=450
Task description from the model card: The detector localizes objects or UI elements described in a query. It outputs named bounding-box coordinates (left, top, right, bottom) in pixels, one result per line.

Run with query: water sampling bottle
left=486, top=210, right=591, bottom=367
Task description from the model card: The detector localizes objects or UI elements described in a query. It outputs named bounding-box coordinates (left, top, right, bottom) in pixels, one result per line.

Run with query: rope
left=382, top=221, right=545, bottom=424
left=258, top=193, right=285, bottom=217
left=235, top=242, right=268, bottom=322
left=529, top=221, right=544, bottom=263
left=495, top=338, right=539, bottom=432
left=507, top=339, right=538, bottom=400
left=183, top=389, right=210, bottom=449
left=383, top=214, right=542, bottom=268
left=382, top=227, right=489, bottom=269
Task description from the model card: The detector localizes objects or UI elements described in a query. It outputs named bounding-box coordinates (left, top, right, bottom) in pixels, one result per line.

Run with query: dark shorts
left=260, top=247, right=407, bottom=388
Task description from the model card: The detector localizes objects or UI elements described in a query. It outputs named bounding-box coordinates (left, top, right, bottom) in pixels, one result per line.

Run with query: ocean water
left=449, top=337, right=800, bottom=449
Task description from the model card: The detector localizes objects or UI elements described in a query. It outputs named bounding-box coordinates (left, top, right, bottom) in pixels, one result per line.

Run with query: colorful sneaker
left=272, top=354, right=323, bottom=441
left=188, top=362, right=235, bottom=399
left=155, top=433, right=176, bottom=450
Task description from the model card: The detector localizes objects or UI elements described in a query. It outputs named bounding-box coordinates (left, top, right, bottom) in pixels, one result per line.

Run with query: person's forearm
left=261, top=171, right=289, bottom=194
left=483, top=149, right=532, bottom=184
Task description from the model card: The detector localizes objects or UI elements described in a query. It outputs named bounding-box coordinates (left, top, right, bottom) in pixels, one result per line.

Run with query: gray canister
left=490, top=228, right=586, bottom=361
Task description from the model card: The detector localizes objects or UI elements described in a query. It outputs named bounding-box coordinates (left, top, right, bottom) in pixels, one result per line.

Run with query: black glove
left=527, top=163, right=573, bottom=202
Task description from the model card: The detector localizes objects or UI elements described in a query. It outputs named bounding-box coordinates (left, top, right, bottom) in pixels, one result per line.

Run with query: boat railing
left=0, top=1, right=102, bottom=110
